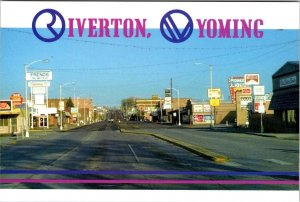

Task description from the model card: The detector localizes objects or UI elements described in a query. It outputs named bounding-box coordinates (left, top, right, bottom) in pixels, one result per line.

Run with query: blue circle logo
left=160, top=9, right=193, bottom=43
left=32, top=9, right=65, bottom=42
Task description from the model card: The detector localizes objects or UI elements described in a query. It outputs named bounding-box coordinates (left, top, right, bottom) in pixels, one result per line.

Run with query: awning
left=65, top=112, right=71, bottom=117
left=269, top=90, right=299, bottom=110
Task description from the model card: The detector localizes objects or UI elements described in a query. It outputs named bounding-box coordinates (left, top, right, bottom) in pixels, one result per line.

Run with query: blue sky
left=1, top=28, right=299, bottom=107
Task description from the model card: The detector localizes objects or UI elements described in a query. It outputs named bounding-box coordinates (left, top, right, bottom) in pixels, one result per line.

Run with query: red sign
left=242, top=87, right=252, bottom=95
left=0, top=100, right=12, bottom=111
left=10, top=93, right=24, bottom=106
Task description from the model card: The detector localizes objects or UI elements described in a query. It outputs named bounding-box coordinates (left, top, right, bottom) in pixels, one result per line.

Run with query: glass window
left=287, top=110, right=297, bottom=127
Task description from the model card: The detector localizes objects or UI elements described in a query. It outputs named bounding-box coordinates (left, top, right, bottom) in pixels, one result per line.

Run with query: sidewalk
left=182, top=124, right=299, bottom=140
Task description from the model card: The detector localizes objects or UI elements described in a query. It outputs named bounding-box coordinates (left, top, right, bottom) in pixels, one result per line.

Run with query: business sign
left=244, top=74, right=260, bottom=85
left=59, top=101, right=65, bottom=111
left=26, top=70, right=52, bottom=81
left=228, top=76, right=247, bottom=104
left=34, top=94, right=45, bottom=105
left=210, top=99, right=220, bottom=107
left=0, top=100, right=12, bottom=111
left=28, top=81, right=50, bottom=87
left=71, top=107, right=78, bottom=114
left=254, top=97, right=266, bottom=113
left=164, top=89, right=172, bottom=109
left=240, top=96, right=252, bottom=109
left=193, top=105, right=203, bottom=113
left=253, top=85, right=265, bottom=95
left=32, top=87, right=46, bottom=94
left=280, top=75, right=297, bottom=88
left=242, top=87, right=252, bottom=95
left=207, top=88, right=221, bottom=98
left=10, top=93, right=23, bottom=106
left=203, top=104, right=211, bottom=112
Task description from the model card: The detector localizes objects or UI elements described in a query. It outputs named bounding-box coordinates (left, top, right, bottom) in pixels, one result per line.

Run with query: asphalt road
left=0, top=121, right=298, bottom=190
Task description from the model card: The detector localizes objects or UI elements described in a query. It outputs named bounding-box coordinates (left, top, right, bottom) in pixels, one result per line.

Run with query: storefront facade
left=269, top=61, right=299, bottom=133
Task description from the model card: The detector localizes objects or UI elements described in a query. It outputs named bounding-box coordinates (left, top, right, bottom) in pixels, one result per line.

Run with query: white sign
left=207, top=88, right=221, bottom=98
left=34, top=94, right=45, bottom=105
left=203, top=104, right=211, bottom=112
left=59, top=101, right=64, bottom=111
left=26, top=71, right=52, bottom=81
left=28, top=81, right=50, bottom=87
left=193, top=105, right=203, bottom=113
left=32, top=86, right=46, bottom=94
left=71, top=107, right=78, bottom=114
left=244, top=74, right=260, bottom=85
left=258, top=102, right=265, bottom=114
left=253, top=86, right=265, bottom=95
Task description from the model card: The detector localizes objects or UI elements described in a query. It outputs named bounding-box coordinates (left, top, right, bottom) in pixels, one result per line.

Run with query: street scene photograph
left=0, top=2, right=299, bottom=198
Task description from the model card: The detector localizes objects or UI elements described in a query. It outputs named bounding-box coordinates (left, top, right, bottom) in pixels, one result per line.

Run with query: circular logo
left=32, top=9, right=65, bottom=42
left=160, top=9, right=193, bottom=43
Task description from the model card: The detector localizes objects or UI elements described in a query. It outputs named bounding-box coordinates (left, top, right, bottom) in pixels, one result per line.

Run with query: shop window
left=287, top=110, right=297, bottom=127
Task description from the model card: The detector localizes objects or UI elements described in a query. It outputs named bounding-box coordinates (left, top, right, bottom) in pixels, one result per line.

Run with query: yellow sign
left=210, top=99, right=220, bottom=107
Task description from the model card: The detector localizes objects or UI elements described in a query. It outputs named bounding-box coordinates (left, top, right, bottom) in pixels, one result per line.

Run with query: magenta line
left=0, top=179, right=298, bottom=185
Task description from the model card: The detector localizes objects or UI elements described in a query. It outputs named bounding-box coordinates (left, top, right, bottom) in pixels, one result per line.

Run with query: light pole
left=24, top=59, right=49, bottom=138
left=59, top=82, right=75, bottom=130
left=195, top=63, right=213, bottom=128
left=169, top=88, right=181, bottom=126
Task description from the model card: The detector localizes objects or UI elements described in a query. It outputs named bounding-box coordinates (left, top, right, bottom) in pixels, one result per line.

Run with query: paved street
left=0, top=121, right=298, bottom=190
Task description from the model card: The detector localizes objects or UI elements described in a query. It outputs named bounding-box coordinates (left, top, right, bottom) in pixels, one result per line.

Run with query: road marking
left=128, top=144, right=139, bottom=163
left=265, top=159, right=293, bottom=165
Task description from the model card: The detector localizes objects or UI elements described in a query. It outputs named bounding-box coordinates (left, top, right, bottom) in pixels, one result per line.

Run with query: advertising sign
left=253, top=85, right=265, bottom=95
left=240, top=96, right=252, bottom=109
left=28, top=81, right=50, bottom=87
left=193, top=105, right=203, bottom=113
left=228, top=76, right=246, bottom=104
left=244, top=74, right=260, bottom=85
left=32, top=86, right=46, bottom=94
left=34, top=94, right=45, bottom=105
left=164, top=89, right=171, bottom=97
left=210, top=99, right=220, bottom=107
left=203, top=104, right=211, bottom=112
left=242, top=87, right=252, bottom=95
left=0, top=100, right=12, bottom=111
left=10, top=93, right=23, bottom=106
left=71, top=107, right=79, bottom=114
left=207, top=88, right=221, bottom=98
left=280, top=75, right=297, bottom=88
left=26, top=70, right=52, bottom=81
left=59, top=101, right=65, bottom=111
left=193, top=115, right=204, bottom=123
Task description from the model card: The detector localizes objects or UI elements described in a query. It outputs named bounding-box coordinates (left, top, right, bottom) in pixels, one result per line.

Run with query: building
left=0, top=100, right=22, bottom=135
left=269, top=61, right=299, bottom=133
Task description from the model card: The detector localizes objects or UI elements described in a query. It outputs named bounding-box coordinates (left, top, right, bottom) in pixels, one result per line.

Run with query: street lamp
left=24, top=59, right=49, bottom=138
left=169, top=88, right=181, bottom=126
left=59, top=82, right=75, bottom=130
left=195, top=62, right=213, bottom=128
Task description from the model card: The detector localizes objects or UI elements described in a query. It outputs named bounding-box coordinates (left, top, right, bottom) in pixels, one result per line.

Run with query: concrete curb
left=120, top=129, right=229, bottom=163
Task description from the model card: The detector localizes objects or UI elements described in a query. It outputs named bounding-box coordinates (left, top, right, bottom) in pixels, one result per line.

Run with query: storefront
left=269, top=61, right=299, bottom=133
left=0, top=100, right=22, bottom=135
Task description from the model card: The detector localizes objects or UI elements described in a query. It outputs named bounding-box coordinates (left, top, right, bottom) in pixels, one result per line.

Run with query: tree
left=66, top=97, right=74, bottom=108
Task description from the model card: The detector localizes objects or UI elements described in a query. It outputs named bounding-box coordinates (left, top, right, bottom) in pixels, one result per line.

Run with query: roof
left=272, top=61, right=299, bottom=78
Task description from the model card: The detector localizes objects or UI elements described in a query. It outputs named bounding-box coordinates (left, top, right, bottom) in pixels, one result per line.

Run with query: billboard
left=244, top=74, right=260, bottom=85
left=253, top=85, right=265, bottom=95
left=228, top=76, right=246, bottom=104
